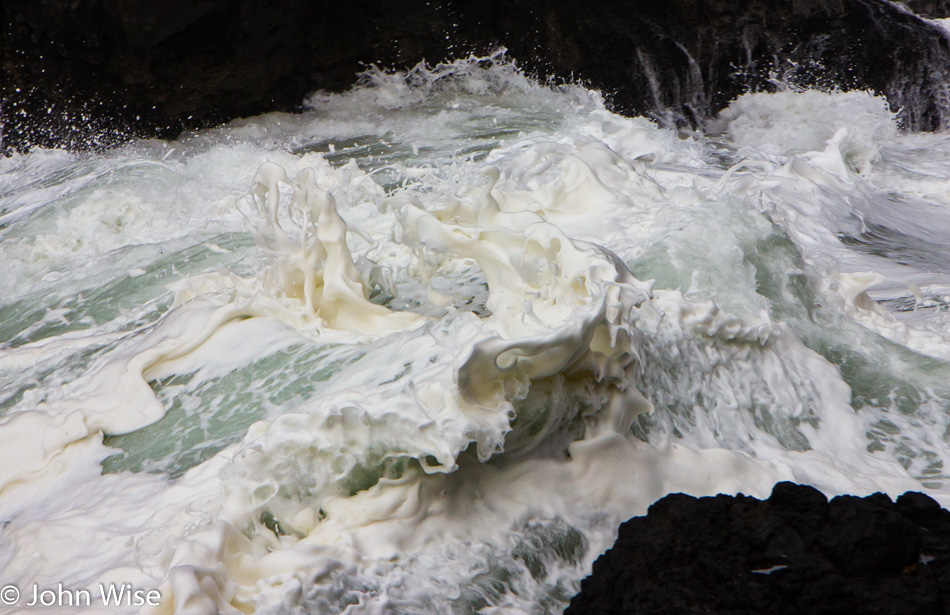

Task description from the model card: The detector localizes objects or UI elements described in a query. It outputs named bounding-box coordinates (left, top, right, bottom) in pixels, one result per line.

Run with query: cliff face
left=566, top=483, right=950, bottom=615
left=3, top=0, right=950, bottom=151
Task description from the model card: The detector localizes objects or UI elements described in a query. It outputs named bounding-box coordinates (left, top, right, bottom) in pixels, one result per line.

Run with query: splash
left=1, top=56, right=949, bottom=614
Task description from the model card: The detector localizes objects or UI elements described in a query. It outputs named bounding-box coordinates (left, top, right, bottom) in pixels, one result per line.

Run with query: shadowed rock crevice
left=566, top=482, right=950, bottom=615
left=3, top=0, right=950, bottom=151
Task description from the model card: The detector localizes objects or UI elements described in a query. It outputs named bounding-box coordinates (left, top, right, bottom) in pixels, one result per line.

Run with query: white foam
left=2, top=60, right=949, bottom=615
left=716, top=89, right=898, bottom=174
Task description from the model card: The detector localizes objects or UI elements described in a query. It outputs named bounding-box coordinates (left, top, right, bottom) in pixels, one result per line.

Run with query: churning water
left=3, top=54, right=950, bottom=614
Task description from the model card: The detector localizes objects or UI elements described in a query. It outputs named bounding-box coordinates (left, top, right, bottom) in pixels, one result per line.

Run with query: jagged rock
left=3, top=0, right=950, bottom=151
left=565, top=482, right=950, bottom=615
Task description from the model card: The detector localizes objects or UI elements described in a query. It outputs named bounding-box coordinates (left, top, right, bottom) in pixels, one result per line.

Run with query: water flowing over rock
left=566, top=482, right=950, bottom=615
left=3, top=0, right=950, bottom=151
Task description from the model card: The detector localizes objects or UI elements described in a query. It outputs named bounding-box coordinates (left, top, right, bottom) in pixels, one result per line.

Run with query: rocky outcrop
left=565, top=482, right=950, bottom=615
left=3, top=0, right=950, bottom=151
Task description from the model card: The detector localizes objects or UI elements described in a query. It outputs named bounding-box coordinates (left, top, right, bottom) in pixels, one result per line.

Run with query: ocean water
left=3, top=53, right=950, bottom=614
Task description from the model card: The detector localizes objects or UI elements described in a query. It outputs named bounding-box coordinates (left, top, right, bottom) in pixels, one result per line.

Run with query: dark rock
left=566, top=482, right=950, bottom=615
left=902, top=0, right=950, bottom=18
left=3, top=0, right=950, bottom=152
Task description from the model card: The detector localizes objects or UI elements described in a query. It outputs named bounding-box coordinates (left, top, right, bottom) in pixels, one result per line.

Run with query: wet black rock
left=565, top=482, right=950, bottom=615
left=3, top=0, right=950, bottom=151
left=902, top=0, right=950, bottom=18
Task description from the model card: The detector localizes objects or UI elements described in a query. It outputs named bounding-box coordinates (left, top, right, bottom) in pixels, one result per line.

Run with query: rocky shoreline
left=4, top=0, right=950, bottom=151
left=566, top=482, right=950, bottom=614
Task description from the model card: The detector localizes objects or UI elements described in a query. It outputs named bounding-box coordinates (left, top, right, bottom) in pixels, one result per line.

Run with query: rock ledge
left=566, top=482, right=950, bottom=614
